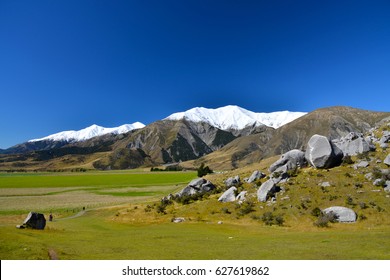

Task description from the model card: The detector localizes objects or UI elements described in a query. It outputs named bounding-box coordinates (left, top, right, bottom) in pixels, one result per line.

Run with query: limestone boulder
left=246, top=170, right=266, bottom=183
left=236, top=191, right=247, bottom=201
left=176, top=178, right=216, bottom=198
left=225, top=175, right=240, bottom=187
left=323, top=206, right=357, bottom=223
left=305, top=134, right=343, bottom=169
left=384, top=154, right=390, bottom=166
left=257, top=179, right=280, bottom=202
left=218, top=187, right=237, bottom=202
left=18, top=212, right=46, bottom=230
left=333, top=132, right=374, bottom=156
left=269, top=149, right=306, bottom=173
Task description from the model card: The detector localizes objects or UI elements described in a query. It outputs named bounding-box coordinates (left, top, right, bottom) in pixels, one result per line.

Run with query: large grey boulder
left=257, top=179, right=280, bottom=202
left=224, top=175, right=240, bottom=188
left=176, top=178, right=216, bottom=198
left=246, top=170, right=266, bottom=183
left=305, top=134, right=343, bottom=169
left=17, top=212, right=46, bottom=230
left=333, top=132, right=374, bottom=156
left=323, top=206, right=357, bottom=223
left=218, top=187, right=237, bottom=202
left=384, top=154, right=390, bottom=166
left=269, top=149, right=306, bottom=173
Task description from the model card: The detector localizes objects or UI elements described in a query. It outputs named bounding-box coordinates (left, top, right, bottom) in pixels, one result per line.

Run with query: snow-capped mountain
left=165, top=105, right=307, bottom=130
left=29, top=122, right=145, bottom=143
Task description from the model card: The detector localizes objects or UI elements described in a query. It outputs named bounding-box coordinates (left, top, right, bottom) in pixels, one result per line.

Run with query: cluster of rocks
left=163, top=125, right=389, bottom=225
left=162, top=178, right=216, bottom=203
left=218, top=174, right=249, bottom=202
left=332, top=132, right=375, bottom=156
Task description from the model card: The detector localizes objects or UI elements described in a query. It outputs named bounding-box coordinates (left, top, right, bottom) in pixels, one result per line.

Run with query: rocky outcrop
left=218, top=187, right=237, bottom=202
left=322, top=206, right=357, bottom=223
left=236, top=191, right=247, bottom=201
left=246, top=170, right=266, bottom=183
left=269, top=149, right=306, bottom=173
left=305, top=134, right=343, bottom=169
left=257, top=179, right=281, bottom=202
left=176, top=178, right=216, bottom=198
left=224, top=175, right=240, bottom=188
left=333, top=132, right=375, bottom=156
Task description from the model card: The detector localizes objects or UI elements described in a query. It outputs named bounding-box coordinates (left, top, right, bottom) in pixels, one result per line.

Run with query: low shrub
left=261, top=212, right=284, bottom=226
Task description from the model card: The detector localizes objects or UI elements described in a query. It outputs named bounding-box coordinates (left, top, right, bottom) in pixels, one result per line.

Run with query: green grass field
left=1, top=169, right=390, bottom=260
left=0, top=171, right=196, bottom=214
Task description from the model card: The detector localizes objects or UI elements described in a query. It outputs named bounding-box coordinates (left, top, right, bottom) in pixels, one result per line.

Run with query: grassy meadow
left=1, top=166, right=390, bottom=260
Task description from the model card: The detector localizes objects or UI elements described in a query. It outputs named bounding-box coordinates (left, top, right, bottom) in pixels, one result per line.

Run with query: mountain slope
left=195, top=106, right=390, bottom=170
left=2, top=122, right=145, bottom=155
left=29, top=122, right=145, bottom=142
left=93, top=119, right=248, bottom=168
left=165, top=105, right=306, bottom=130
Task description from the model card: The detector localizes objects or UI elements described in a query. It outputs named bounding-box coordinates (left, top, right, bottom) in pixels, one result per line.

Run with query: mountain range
left=1, top=105, right=389, bottom=171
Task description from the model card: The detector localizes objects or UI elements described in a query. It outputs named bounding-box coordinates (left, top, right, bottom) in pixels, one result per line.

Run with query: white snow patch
left=165, top=105, right=306, bottom=130
left=29, top=122, right=145, bottom=143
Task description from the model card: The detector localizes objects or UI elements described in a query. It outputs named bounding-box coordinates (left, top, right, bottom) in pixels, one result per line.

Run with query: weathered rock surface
left=257, top=179, right=280, bottom=202
left=246, top=170, right=265, bottom=183
left=269, top=149, right=306, bottom=173
left=319, top=181, right=331, bottom=187
left=225, top=175, right=240, bottom=187
left=323, top=206, right=357, bottom=223
left=354, top=161, right=370, bottom=169
left=218, top=187, right=237, bottom=202
left=18, top=212, right=46, bottom=230
left=172, top=217, right=185, bottom=223
left=176, top=178, right=215, bottom=198
left=384, top=154, right=390, bottom=166
left=305, top=134, right=343, bottom=168
left=333, top=132, right=374, bottom=156
left=236, top=191, right=247, bottom=201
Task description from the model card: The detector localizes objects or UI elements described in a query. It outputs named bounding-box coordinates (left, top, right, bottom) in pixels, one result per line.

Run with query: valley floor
left=1, top=170, right=389, bottom=260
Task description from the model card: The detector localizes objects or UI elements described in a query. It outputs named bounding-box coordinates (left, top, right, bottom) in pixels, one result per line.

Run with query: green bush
left=237, top=201, right=255, bottom=216
left=311, top=207, right=322, bottom=217
left=261, top=212, right=284, bottom=226
left=314, top=212, right=338, bottom=227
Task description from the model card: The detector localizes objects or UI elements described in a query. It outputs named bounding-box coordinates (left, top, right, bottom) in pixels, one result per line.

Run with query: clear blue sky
left=1, top=0, right=389, bottom=148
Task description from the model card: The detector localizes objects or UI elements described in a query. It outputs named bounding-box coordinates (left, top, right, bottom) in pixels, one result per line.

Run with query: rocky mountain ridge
left=1, top=106, right=389, bottom=171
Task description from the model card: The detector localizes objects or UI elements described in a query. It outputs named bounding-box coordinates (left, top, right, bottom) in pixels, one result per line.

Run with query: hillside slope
left=196, top=107, right=390, bottom=170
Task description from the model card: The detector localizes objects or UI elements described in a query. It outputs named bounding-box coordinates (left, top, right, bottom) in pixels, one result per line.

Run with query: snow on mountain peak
left=165, top=105, right=306, bottom=130
left=29, top=122, right=145, bottom=143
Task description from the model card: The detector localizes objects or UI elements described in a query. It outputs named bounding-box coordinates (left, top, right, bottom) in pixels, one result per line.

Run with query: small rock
left=319, top=181, right=331, bottom=187
left=172, top=217, right=185, bottom=223
left=236, top=191, right=247, bottom=201
left=354, top=161, right=369, bottom=169
left=373, top=179, right=385, bottom=186
left=217, top=221, right=223, bottom=224
left=365, top=173, right=373, bottom=181
left=384, top=154, right=390, bottom=166
left=225, top=175, right=240, bottom=187
left=246, top=170, right=266, bottom=183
